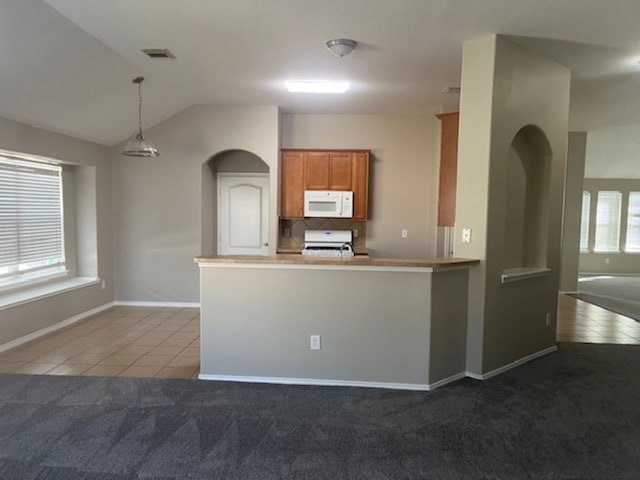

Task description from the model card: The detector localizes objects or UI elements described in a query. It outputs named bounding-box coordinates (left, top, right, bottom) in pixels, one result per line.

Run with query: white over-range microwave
left=304, top=190, right=353, bottom=218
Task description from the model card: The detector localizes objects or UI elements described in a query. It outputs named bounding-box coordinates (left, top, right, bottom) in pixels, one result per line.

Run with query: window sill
left=0, top=277, right=100, bottom=311
left=501, top=267, right=550, bottom=284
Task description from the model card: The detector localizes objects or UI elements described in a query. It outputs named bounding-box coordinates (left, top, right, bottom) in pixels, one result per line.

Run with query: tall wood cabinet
left=280, top=151, right=305, bottom=218
left=280, top=149, right=370, bottom=220
left=436, top=112, right=459, bottom=227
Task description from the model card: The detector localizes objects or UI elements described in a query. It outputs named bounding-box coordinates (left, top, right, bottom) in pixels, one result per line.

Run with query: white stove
left=301, top=230, right=354, bottom=257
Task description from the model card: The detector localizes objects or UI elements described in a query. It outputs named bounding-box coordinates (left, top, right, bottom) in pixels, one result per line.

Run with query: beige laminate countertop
left=195, top=254, right=479, bottom=269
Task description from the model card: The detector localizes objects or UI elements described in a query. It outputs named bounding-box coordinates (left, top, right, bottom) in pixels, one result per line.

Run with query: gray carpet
left=574, top=275, right=640, bottom=322
left=0, top=342, right=639, bottom=479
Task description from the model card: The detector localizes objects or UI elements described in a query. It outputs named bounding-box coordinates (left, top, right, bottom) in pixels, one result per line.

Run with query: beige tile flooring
left=557, top=294, right=640, bottom=344
left=0, top=295, right=637, bottom=380
left=0, top=306, right=200, bottom=379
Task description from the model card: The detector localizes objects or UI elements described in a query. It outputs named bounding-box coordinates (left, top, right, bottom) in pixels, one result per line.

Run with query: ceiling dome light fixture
left=122, top=76, right=159, bottom=158
left=325, top=38, right=357, bottom=58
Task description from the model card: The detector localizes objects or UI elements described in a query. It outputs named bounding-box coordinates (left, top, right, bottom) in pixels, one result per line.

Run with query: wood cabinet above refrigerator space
left=280, top=149, right=370, bottom=220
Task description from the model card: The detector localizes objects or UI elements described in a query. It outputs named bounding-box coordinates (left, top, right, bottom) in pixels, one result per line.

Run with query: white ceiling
left=1, top=1, right=640, bottom=148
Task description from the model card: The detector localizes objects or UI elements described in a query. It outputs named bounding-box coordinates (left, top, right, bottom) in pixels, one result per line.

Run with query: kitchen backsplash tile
left=279, top=219, right=367, bottom=252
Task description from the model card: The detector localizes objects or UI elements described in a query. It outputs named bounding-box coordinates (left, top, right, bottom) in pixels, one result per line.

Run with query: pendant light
left=122, top=76, right=159, bottom=157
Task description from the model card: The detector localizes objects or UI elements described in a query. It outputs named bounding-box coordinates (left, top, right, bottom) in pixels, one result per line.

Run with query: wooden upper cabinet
left=280, top=151, right=305, bottom=218
left=328, top=153, right=353, bottom=190
left=304, top=152, right=331, bottom=190
left=436, top=112, right=459, bottom=227
left=352, top=152, right=369, bottom=220
left=280, top=149, right=370, bottom=220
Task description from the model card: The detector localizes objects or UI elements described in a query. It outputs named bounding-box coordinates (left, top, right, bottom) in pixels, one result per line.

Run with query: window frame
left=579, top=191, right=590, bottom=253
left=0, top=154, right=68, bottom=292
left=593, top=190, right=622, bottom=253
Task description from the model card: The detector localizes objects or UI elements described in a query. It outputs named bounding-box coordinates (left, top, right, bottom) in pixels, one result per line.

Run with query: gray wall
left=281, top=114, right=440, bottom=258
left=112, top=105, right=279, bottom=303
left=455, top=35, right=570, bottom=375
left=579, top=178, right=640, bottom=274
left=0, top=116, right=113, bottom=345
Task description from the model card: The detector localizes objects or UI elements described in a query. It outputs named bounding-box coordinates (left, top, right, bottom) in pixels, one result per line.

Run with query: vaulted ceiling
left=2, top=1, right=640, bottom=148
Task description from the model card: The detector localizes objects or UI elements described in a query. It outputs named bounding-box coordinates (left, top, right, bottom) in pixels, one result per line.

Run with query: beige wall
left=112, top=105, right=280, bottom=302
left=455, top=35, right=570, bottom=375
left=560, top=132, right=587, bottom=291
left=580, top=178, right=640, bottom=274
left=0, top=116, right=113, bottom=345
left=281, top=114, right=440, bottom=258
left=199, top=264, right=469, bottom=388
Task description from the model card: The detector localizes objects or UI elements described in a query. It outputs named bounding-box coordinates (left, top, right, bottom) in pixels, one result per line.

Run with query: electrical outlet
left=101, top=279, right=106, bottom=290
left=310, top=335, right=321, bottom=351
left=545, top=313, right=552, bottom=327
left=353, top=229, right=359, bottom=238
left=401, top=229, right=408, bottom=238
left=462, top=228, right=472, bottom=243
left=605, top=258, right=610, bottom=264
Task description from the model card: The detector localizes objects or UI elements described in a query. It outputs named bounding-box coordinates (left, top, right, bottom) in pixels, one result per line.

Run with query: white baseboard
left=198, top=373, right=431, bottom=391
left=114, top=301, right=200, bottom=308
left=559, top=290, right=579, bottom=295
left=465, top=345, right=558, bottom=381
left=0, top=301, right=115, bottom=354
left=428, top=372, right=467, bottom=390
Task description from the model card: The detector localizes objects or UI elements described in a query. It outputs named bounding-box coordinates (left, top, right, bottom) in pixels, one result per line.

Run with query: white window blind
left=594, top=191, right=621, bottom=252
left=625, top=192, right=640, bottom=252
left=0, top=156, right=65, bottom=285
left=580, top=191, right=590, bottom=252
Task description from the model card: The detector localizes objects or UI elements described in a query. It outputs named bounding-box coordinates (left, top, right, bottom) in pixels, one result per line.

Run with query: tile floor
left=0, top=296, right=638, bottom=380
left=0, top=306, right=200, bottom=379
left=557, top=294, right=640, bottom=344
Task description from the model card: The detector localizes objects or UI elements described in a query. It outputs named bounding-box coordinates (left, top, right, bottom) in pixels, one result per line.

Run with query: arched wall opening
left=503, top=125, right=553, bottom=271
left=200, top=149, right=269, bottom=256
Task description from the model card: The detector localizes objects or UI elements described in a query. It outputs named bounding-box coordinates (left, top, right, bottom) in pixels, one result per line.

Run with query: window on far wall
left=625, top=192, right=640, bottom=252
left=580, top=191, right=590, bottom=252
left=0, top=155, right=66, bottom=288
left=594, top=191, right=621, bottom=252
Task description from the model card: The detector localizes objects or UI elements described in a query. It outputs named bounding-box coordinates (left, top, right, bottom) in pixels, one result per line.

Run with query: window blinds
left=0, top=156, right=65, bottom=282
left=580, top=191, right=590, bottom=252
left=594, top=191, right=621, bottom=252
left=625, top=192, right=640, bottom=252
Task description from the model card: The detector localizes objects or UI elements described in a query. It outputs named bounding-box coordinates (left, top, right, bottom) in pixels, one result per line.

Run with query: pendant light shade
left=122, top=76, right=159, bottom=157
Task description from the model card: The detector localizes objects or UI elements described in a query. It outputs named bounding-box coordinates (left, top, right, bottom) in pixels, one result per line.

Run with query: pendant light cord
left=137, top=80, right=143, bottom=137
left=132, top=76, right=145, bottom=138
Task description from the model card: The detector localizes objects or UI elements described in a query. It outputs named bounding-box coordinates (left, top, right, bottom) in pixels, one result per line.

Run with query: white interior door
left=217, top=174, right=269, bottom=255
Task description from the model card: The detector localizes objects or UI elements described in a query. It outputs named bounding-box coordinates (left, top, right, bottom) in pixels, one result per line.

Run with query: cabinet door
left=304, top=152, right=330, bottom=190
left=436, top=112, right=459, bottom=227
left=329, top=153, right=353, bottom=191
left=352, top=152, right=370, bottom=220
left=280, top=151, right=305, bottom=218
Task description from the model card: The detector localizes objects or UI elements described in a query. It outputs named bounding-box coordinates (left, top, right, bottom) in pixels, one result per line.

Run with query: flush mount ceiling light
left=325, top=38, right=357, bottom=58
left=285, top=80, right=350, bottom=94
left=122, top=76, right=159, bottom=158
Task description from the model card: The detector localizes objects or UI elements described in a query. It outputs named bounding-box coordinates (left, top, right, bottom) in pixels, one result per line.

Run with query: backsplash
left=278, top=218, right=367, bottom=252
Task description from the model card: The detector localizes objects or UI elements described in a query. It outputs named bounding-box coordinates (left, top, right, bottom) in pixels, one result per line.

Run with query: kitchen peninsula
left=195, top=255, right=479, bottom=390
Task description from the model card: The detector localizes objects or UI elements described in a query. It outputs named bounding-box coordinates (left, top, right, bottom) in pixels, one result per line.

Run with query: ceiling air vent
left=141, top=48, right=176, bottom=59
left=441, top=86, right=461, bottom=94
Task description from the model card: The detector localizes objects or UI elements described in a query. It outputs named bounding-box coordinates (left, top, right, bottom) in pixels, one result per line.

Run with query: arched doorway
left=201, top=150, right=269, bottom=256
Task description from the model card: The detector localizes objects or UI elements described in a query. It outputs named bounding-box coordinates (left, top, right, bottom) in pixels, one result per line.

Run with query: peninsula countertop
left=194, top=254, right=479, bottom=270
